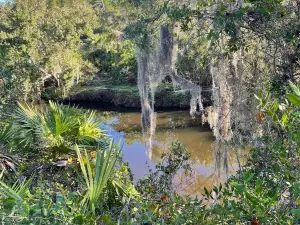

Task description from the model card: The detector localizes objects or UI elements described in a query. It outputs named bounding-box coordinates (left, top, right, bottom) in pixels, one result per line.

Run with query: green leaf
left=258, top=90, right=263, bottom=99
left=245, top=192, right=259, bottom=206
left=291, top=209, right=300, bottom=219
left=255, top=180, right=262, bottom=195
left=287, top=93, right=300, bottom=106
left=213, top=186, right=219, bottom=195
left=289, top=81, right=300, bottom=97
left=73, top=214, right=85, bottom=224
left=257, top=7, right=266, bottom=15
left=272, top=101, right=279, bottom=112
left=21, top=202, right=30, bottom=214
left=42, top=208, right=48, bottom=217
left=56, top=193, right=64, bottom=206
left=295, top=197, right=300, bottom=205
left=219, top=5, right=227, bottom=12
left=0, top=178, right=32, bottom=202
left=76, top=141, right=121, bottom=216
left=292, top=182, right=300, bottom=197
left=281, top=113, right=288, bottom=124
left=204, top=187, right=210, bottom=196
left=272, top=113, right=279, bottom=122
left=231, top=182, right=245, bottom=193
left=234, top=8, right=244, bottom=18
left=244, top=172, right=254, bottom=183
left=266, top=109, right=273, bottom=116
left=3, top=197, right=16, bottom=210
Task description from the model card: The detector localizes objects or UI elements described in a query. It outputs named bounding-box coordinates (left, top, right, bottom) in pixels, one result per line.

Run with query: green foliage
left=1, top=0, right=300, bottom=224
left=85, top=0, right=139, bottom=85
left=75, top=142, right=121, bottom=216
left=0, top=0, right=98, bottom=102
left=88, top=40, right=137, bottom=85
left=4, top=101, right=104, bottom=156
left=120, top=83, right=300, bottom=224
left=137, top=141, right=191, bottom=198
left=0, top=180, right=90, bottom=224
left=0, top=140, right=126, bottom=224
left=220, top=81, right=300, bottom=224
left=0, top=177, right=32, bottom=202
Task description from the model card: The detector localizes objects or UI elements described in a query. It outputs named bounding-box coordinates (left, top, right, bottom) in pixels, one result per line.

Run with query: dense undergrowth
left=0, top=82, right=299, bottom=224
left=0, top=0, right=299, bottom=224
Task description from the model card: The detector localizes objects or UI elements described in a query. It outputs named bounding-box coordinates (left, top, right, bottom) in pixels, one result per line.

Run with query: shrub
left=7, top=101, right=104, bottom=157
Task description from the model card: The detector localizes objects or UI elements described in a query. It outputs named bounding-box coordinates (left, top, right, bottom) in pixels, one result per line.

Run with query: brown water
left=92, top=109, right=245, bottom=197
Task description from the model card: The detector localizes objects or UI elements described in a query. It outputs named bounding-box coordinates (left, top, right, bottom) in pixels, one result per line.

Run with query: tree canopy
left=0, top=0, right=98, bottom=102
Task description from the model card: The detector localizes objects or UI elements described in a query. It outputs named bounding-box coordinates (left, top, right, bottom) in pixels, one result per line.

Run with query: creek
left=73, top=101, right=244, bottom=197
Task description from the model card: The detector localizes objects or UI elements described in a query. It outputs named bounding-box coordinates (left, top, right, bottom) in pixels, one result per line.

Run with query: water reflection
left=66, top=100, right=246, bottom=196
left=95, top=110, right=243, bottom=197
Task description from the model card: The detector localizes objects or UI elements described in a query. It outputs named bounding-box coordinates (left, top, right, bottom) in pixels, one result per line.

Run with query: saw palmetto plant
left=7, top=101, right=105, bottom=156
left=0, top=125, right=18, bottom=176
left=0, top=177, right=32, bottom=202
left=75, top=141, right=121, bottom=216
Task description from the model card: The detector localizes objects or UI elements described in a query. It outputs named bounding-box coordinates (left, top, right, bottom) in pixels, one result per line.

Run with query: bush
left=6, top=101, right=104, bottom=157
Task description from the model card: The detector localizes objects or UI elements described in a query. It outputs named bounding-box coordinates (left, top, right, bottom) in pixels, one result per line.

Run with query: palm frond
left=0, top=125, right=18, bottom=175
left=47, top=101, right=77, bottom=136
left=13, top=102, right=44, bottom=149
left=0, top=177, right=32, bottom=202
left=75, top=140, right=121, bottom=216
left=0, top=152, right=18, bottom=174
left=10, top=101, right=105, bottom=156
left=0, top=124, right=13, bottom=144
left=77, top=110, right=105, bottom=146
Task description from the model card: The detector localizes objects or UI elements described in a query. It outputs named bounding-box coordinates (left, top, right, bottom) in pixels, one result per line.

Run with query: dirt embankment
left=45, top=83, right=212, bottom=109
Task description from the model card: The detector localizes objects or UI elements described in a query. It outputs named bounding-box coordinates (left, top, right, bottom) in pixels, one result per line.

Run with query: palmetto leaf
left=287, top=93, right=300, bottom=106
left=13, top=102, right=44, bottom=149
left=0, top=153, right=17, bottom=174
left=75, top=140, right=121, bottom=216
left=11, top=101, right=104, bottom=155
left=0, top=124, right=13, bottom=144
left=0, top=125, right=18, bottom=175
left=77, top=110, right=105, bottom=146
left=47, top=101, right=78, bottom=137
left=0, top=177, right=32, bottom=202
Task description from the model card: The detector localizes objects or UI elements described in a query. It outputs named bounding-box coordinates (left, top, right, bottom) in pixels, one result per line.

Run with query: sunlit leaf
left=287, top=94, right=300, bottom=106
left=289, top=81, right=300, bottom=97
left=231, top=182, right=245, bottom=193
left=281, top=113, right=288, bottom=124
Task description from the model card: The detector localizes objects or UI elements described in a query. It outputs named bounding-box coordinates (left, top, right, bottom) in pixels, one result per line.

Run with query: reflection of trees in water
left=120, top=127, right=215, bottom=163
left=113, top=111, right=204, bottom=132
left=174, top=159, right=242, bottom=198
left=176, top=173, right=218, bottom=197
left=112, top=112, right=240, bottom=168
left=121, top=126, right=244, bottom=198
left=98, top=110, right=247, bottom=197
left=76, top=109, right=118, bottom=124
